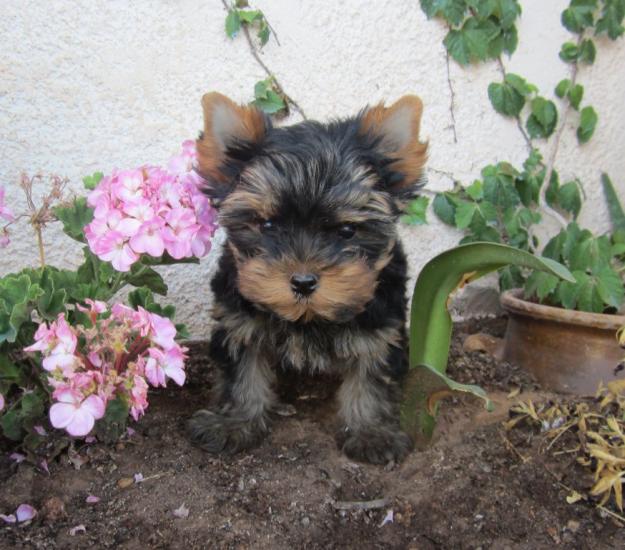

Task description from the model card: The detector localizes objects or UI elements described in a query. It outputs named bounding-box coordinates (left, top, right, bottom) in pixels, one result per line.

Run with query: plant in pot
left=414, top=0, right=625, bottom=395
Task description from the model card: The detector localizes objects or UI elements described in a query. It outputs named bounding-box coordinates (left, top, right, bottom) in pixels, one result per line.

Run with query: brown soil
left=1, top=319, right=624, bottom=549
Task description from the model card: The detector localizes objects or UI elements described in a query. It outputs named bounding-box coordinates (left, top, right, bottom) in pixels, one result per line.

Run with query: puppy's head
left=197, top=92, right=427, bottom=323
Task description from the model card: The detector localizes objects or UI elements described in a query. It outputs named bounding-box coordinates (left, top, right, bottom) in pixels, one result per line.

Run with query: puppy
left=188, top=92, right=427, bottom=464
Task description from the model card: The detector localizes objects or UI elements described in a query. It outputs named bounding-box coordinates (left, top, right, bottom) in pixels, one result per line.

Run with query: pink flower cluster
left=0, top=186, right=14, bottom=248
left=24, top=299, right=187, bottom=437
left=85, top=140, right=217, bottom=272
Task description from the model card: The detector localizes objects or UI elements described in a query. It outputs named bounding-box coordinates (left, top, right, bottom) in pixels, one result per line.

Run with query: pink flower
left=129, top=375, right=149, bottom=421
left=145, top=346, right=186, bottom=387
left=167, top=140, right=197, bottom=174
left=0, top=187, right=15, bottom=222
left=0, top=393, right=4, bottom=412
left=93, top=231, right=138, bottom=272
left=148, top=312, right=177, bottom=350
left=111, top=170, right=144, bottom=203
left=49, top=389, right=105, bottom=437
left=129, top=219, right=166, bottom=257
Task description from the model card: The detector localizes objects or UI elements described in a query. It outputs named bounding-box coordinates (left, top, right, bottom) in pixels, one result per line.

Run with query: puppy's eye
left=337, top=224, right=356, bottom=239
left=259, top=219, right=274, bottom=231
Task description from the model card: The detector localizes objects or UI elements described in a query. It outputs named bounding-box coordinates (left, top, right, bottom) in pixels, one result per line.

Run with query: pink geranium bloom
left=111, top=169, right=144, bottom=203
left=49, top=389, right=105, bottom=437
left=94, top=231, right=138, bottom=272
left=145, top=346, right=185, bottom=387
left=129, top=220, right=166, bottom=257
left=129, top=375, right=149, bottom=421
left=0, top=393, right=4, bottom=412
left=167, top=140, right=197, bottom=174
left=148, top=312, right=177, bottom=350
left=162, top=208, right=198, bottom=259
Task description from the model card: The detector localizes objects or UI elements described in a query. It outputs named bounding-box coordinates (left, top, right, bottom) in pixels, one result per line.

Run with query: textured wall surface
left=1, top=0, right=624, bottom=337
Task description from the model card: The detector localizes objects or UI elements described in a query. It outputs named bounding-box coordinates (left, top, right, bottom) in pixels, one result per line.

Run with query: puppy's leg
left=188, top=328, right=276, bottom=454
left=336, top=344, right=413, bottom=464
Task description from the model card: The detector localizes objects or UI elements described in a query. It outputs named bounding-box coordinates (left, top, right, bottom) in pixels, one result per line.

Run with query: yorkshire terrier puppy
left=187, top=92, right=427, bottom=464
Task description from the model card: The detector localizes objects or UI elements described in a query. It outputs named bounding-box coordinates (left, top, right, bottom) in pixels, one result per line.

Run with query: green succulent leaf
left=401, top=243, right=573, bottom=445
left=602, top=173, right=625, bottom=231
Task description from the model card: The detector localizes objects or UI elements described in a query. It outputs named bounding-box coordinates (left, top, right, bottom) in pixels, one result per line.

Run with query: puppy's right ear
left=196, top=92, right=267, bottom=184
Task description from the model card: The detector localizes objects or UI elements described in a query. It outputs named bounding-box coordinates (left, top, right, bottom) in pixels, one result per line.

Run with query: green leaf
left=557, top=181, right=582, bottom=218
left=401, top=243, right=574, bottom=445
left=596, top=267, right=625, bottom=309
left=555, top=78, right=571, bottom=98
left=524, top=270, right=559, bottom=301
left=505, top=73, right=535, bottom=96
left=420, top=0, right=468, bottom=25
left=237, top=9, right=262, bottom=24
left=579, top=39, right=596, bottom=64
left=454, top=201, right=478, bottom=229
left=526, top=97, right=558, bottom=139
left=482, top=163, right=521, bottom=209
left=258, top=20, right=270, bottom=46
left=0, top=353, right=23, bottom=385
left=433, top=193, right=457, bottom=225
left=488, top=81, right=525, bottom=117
left=559, top=41, right=580, bottom=63
left=466, top=180, right=483, bottom=200
left=602, top=173, right=625, bottom=231
left=225, top=10, right=241, bottom=38
left=54, top=197, right=94, bottom=243
left=443, top=18, right=500, bottom=65
left=82, top=171, right=104, bottom=191
left=1, top=409, right=23, bottom=441
left=95, top=396, right=129, bottom=444
left=595, top=0, right=625, bottom=40
left=577, top=106, right=598, bottom=143
left=570, top=234, right=612, bottom=272
left=126, top=264, right=167, bottom=296
left=567, top=84, right=584, bottom=110
left=402, top=196, right=430, bottom=225
left=20, top=392, right=44, bottom=420
left=561, top=0, right=597, bottom=33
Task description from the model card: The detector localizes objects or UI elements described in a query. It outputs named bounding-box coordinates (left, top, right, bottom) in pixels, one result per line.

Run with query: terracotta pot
left=500, top=289, right=625, bottom=395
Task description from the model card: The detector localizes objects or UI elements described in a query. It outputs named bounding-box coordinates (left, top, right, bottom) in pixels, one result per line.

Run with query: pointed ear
left=360, top=95, right=428, bottom=192
left=196, top=92, right=266, bottom=182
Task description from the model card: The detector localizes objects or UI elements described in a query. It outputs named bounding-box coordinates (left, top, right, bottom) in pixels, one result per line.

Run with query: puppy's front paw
left=187, top=410, right=267, bottom=454
left=338, top=427, right=413, bottom=465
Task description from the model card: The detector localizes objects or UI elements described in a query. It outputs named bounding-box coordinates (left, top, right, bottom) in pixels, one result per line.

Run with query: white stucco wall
left=1, top=0, right=624, bottom=338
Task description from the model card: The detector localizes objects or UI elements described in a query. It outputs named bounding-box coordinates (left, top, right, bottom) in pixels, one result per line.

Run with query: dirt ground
left=1, top=319, right=624, bottom=549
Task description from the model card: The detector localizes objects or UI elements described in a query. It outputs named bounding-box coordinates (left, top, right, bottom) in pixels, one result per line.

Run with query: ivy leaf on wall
left=225, top=10, right=241, bottom=38
left=420, top=0, right=467, bottom=26
left=444, top=18, right=499, bottom=65
left=526, top=97, right=558, bottom=139
left=577, top=106, right=598, bottom=143
left=595, top=0, right=625, bottom=40
left=432, top=193, right=457, bottom=225
left=561, top=0, right=597, bottom=33
left=401, top=196, right=430, bottom=225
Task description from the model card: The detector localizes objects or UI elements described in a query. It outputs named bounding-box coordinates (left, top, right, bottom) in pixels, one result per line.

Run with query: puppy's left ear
left=360, top=95, right=428, bottom=195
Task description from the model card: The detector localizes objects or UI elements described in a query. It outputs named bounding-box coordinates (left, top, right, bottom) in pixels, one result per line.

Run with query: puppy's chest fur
left=214, top=304, right=402, bottom=375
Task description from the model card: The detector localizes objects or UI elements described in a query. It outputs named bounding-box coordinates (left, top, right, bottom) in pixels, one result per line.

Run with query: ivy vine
left=221, top=0, right=306, bottom=119
left=414, top=0, right=625, bottom=310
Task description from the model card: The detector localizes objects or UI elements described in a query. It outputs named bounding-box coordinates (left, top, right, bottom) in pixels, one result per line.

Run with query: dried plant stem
left=445, top=44, right=458, bottom=144
left=35, top=224, right=45, bottom=267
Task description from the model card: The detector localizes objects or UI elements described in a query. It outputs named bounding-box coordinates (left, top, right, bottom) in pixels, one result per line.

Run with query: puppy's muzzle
left=290, top=273, right=318, bottom=296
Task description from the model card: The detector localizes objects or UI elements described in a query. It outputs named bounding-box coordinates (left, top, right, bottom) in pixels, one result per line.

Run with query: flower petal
left=49, top=403, right=77, bottom=429
left=15, top=504, right=37, bottom=522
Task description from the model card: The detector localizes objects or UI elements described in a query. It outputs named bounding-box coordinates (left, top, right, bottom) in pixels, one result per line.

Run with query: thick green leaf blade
left=602, top=173, right=625, bottom=231
left=401, top=243, right=573, bottom=444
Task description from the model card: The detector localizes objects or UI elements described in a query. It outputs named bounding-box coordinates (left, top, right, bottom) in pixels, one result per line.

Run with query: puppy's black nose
left=290, top=273, right=318, bottom=296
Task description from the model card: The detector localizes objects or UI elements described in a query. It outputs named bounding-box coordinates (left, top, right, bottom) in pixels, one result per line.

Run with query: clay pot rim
left=501, top=289, right=625, bottom=331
